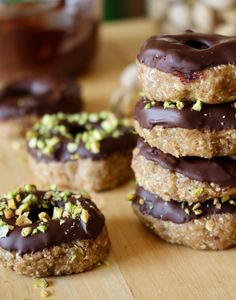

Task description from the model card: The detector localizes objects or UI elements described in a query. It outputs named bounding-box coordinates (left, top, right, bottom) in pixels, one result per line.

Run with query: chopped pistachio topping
left=50, top=184, right=57, bottom=191
left=139, top=198, right=145, bottom=205
left=52, top=207, right=63, bottom=220
left=60, top=219, right=66, bottom=225
left=0, top=185, right=92, bottom=239
left=21, top=227, right=33, bottom=237
left=0, top=219, right=7, bottom=227
left=71, top=254, right=77, bottom=262
left=67, top=143, right=78, bottom=153
left=16, top=215, right=32, bottom=226
left=37, top=225, right=47, bottom=233
left=7, top=199, right=16, bottom=210
left=191, top=187, right=203, bottom=197
left=90, top=141, right=100, bottom=154
left=41, top=290, right=49, bottom=298
left=38, top=212, right=50, bottom=222
left=127, top=193, right=135, bottom=201
left=27, top=112, right=132, bottom=159
left=192, top=202, right=201, bottom=211
left=33, top=278, right=48, bottom=289
left=176, top=101, right=185, bottom=110
left=0, top=225, right=9, bottom=238
left=184, top=208, right=190, bottom=215
left=24, top=184, right=37, bottom=193
left=32, top=228, right=38, bottom=235
left=192, top=100, right=202, bottom=111
left=4, top=208, right=14, bottom=219
left=193, top=209, right=203, bottom=215
left=163, top=101, right=176, bottom=109
left=144, top=103, right=152, bottom=110
left=221, top=196, right=230, bottom=203
left=65, top=202, right=82, bottom=219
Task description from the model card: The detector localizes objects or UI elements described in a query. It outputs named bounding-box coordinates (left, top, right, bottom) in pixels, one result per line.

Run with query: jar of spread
left=0, top=0, right=102, bottom=82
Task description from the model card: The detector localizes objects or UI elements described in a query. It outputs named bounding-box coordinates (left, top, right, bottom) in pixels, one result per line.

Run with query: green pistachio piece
left=192, top=100, right=202, bottom=112
left=21, top=227, right=33, bottom=237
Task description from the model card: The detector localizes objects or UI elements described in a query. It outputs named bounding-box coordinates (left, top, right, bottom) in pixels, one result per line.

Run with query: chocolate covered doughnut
left=134, top=98, right=236, bottom=158
left=137, top=30, right=236, bottom=104
left=27, top=112, right=136, bottom=192
left=133, top=30, right=236, bottom=250
left=132, top=186, right=236, bottom=250
left=0, top=76, right=83, bottom=138
left=0, top=184, right=110, bottom=277
left=132, top=140, right=236, bottom=203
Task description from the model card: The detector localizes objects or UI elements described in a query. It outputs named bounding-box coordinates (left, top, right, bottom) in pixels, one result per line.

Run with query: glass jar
left=0, top=0, right=102, bottom=82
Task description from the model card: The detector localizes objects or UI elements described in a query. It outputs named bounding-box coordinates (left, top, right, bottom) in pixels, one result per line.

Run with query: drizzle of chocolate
left=0, top=192, right=105, bottom=255
left=138, top=138, right=236, bottom=188
left=135, top=98, right=236, bottom=130
left=133, top=186, right=236, bottom=224
left=0, top=76, right=83, bottom=120
left=137, top=30, right=236, bottom=80
left=28, top=124, right=137, bottom=162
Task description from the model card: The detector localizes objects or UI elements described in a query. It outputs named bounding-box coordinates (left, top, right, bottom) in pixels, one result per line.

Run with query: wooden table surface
left=1, top=19, right=236, bottom=300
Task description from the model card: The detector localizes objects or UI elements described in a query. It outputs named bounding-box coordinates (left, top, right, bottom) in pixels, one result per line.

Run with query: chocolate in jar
left=0, top=0, right=101, bottom=82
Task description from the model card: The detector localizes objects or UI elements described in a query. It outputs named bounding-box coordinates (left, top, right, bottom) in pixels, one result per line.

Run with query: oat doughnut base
left=28, top=151, right=133, bottom=192
left=0, top=115, right=39, bottom=140
left=0, top=227, right=110, bottom=277
left=133, top=206, right=236, bottom=250
left=134, top=120, right=236, bottom=158
left=137, top=61, right=236, bottom=104
left=132, top=149, right=236, bottom=203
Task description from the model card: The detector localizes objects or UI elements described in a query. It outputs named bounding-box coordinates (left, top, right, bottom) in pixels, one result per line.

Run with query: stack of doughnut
left=131, top=30, right=236, bottom=250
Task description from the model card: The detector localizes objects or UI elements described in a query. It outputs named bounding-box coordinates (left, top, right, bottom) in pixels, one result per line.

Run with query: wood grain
left=0, top=19, right=236, bottom=300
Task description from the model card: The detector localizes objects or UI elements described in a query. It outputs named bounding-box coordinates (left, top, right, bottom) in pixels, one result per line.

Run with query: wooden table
left=1, top=19, right=236, bottom=300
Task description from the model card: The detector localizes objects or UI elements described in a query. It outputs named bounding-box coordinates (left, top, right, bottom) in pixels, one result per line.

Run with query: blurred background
left=104, top=0, right=236, bottom=35
left=0, top=0, right=235, bottom=83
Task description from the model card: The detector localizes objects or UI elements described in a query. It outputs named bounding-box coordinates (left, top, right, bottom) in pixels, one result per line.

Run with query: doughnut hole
left=185, top=40, right=210, bottom=49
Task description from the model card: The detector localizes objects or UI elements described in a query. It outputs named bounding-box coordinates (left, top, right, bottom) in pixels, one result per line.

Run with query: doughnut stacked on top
left=131, top=30, right=236, bottom=250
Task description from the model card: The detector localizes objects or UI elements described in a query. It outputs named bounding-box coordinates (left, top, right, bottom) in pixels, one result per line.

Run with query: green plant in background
left=104, top=0, right=123, bottom=20
left=104, top=0, right=145, bottom=20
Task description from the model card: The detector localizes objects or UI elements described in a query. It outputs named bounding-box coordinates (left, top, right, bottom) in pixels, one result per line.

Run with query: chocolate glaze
left=137, top=30, right=236, bottom=79
left=133, top=186, right=236, bottom=224
left=0, top=191, right=105, bottom=255
left=138, top=138, right=236, bottom=188
left=0, top=76, right=83, bottom=120
left=135, top=98, right=236, bottom=130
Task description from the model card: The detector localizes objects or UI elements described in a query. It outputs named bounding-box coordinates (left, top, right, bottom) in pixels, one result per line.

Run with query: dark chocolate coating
left=135, top=98, right=236, bottom=130
left=137, top=30, right=236, bottom=79
left=138, top=138, right=236, bottom=188
left=133, top=186, right=236, bottom=224
left=0, top=192, right=105, bottom=255
left=0, top=76, right=83, bottom=120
